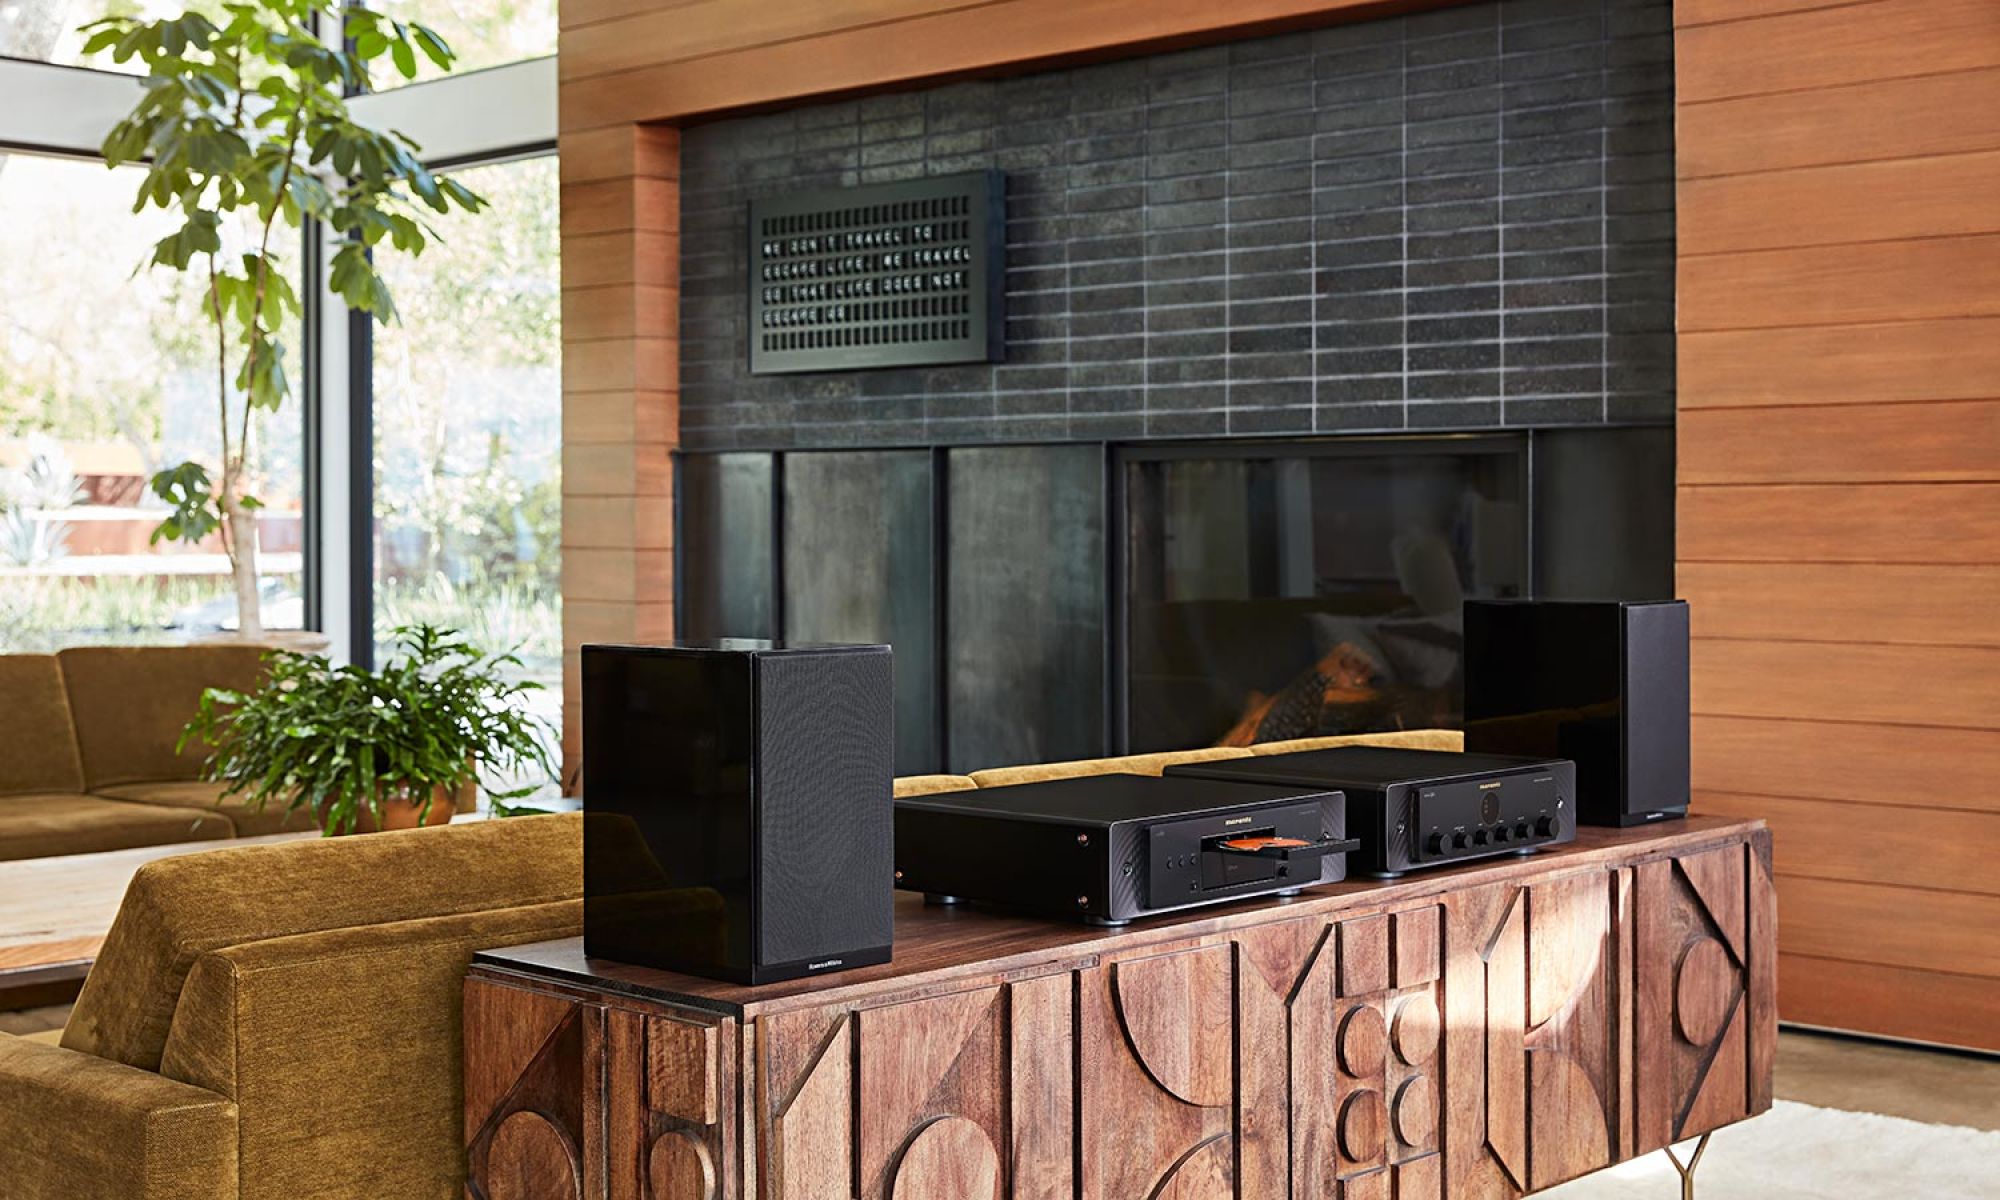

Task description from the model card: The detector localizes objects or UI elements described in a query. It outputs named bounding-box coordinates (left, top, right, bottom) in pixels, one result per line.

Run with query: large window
left=0, top=152, right=304, bottom=649
left=370, top=153, right=559, bottom=759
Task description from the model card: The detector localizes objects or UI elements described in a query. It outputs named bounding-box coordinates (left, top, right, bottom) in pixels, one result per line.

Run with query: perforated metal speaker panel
left=749, top=171, right=1005, bottom=375
left=753, top=647, right=895, bottom=965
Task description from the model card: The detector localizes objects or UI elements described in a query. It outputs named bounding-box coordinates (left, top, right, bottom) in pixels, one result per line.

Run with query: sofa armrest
left=0, top=1032, right=238, bottom=1200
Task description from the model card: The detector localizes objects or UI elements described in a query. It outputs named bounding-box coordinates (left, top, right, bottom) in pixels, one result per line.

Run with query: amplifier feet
left=1083, top=915, right=1132, bottom=927
left=924, top=893, right=967, bottom=907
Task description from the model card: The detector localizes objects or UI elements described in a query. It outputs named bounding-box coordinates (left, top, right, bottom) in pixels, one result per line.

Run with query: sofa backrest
left=57, top=644, right=271, bottom=789
left=63, top=812, right=584, bottom=1072
left=159, top=898, right=582, bottom=1200
left=1249, top=728, right=1464, bottom=755
left=0, top=654, right=86, bottom=796
left=966, top=746, right=1253, bottom=788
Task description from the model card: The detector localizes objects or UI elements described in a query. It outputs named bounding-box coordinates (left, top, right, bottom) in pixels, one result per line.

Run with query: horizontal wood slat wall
left=1676, top=0, right=2000, bottom=1049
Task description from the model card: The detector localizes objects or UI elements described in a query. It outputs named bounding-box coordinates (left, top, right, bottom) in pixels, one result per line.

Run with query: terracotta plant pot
left=315, top=778, right=477, bottom=835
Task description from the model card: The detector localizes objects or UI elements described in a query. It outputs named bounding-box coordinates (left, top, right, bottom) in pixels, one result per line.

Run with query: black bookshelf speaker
left=582, top=640, right=894, bottom=985
left=1463, top=600, right=1690, bottom=827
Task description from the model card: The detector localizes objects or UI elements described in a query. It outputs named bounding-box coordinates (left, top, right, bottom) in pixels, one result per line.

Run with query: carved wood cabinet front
left=465, top=826, right=1774, bottom=1200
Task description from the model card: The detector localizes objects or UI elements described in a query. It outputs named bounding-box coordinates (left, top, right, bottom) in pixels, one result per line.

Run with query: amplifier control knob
left=1450, top=831, right=1470, bottom=852
left=1515, top=821, right=1532, bottom=840
left=1534, top=816, right=1557, bottom=838
left=1492, top=826, right=1510, bottom=843
left=1426, top=833, right=1448, bottom=857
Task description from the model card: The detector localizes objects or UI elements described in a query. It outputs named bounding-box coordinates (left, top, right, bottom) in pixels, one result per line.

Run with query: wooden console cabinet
left=464, top=816, right=1774, bottom=1199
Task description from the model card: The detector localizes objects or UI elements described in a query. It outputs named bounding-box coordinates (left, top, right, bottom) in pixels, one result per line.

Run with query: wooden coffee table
left=0, top=833, right=313, bottom=1004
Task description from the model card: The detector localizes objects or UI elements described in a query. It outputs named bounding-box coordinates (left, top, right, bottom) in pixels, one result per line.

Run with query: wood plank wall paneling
left=558, top=123, right=681, bottom=771
left=1676, top=0, right=2000, bottom=1048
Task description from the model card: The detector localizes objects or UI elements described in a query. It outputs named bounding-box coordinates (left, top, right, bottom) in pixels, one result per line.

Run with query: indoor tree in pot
left=85, top=0, right=483, bottom=640
left=181, top=624, right=556, bottom=834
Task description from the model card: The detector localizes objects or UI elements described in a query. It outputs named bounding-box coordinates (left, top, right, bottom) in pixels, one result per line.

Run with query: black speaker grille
left=754, top=648, right=895, bottom=965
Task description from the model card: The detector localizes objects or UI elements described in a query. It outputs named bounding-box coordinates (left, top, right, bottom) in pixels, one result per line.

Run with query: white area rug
left=1539, top=1100, right=2000, bottom=1199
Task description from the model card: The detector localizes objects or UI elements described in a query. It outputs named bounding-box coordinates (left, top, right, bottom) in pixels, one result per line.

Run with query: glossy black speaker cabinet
left=582, top=640, right=894, bottom=985
left=1464, top=599, right=1690, bottom=827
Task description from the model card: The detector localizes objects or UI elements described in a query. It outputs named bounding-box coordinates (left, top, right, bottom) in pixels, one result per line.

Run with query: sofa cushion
left=1249, top=728, right=1464, bottom=755
left=0, top=655, right=86, bottom=796
left=63, top=812, right=583, bottom=1072
left=0, top=793, right=232, bottom=863
left=893, top=774, right=979, bottom=798
left=967, top=746, right=1253, bottom=789
left=94, top=781, right=319, bottom=839
left=57, top=644, right=270, bottom=790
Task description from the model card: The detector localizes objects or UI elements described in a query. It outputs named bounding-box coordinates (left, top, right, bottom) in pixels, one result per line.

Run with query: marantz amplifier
left=583, top=640, right=894, bottom=985
left=893, top=774, right=1356, bottom=925
left=1168, top=746, right=1575, bottom=878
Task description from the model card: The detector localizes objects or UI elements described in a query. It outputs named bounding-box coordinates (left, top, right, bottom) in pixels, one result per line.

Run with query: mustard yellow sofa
left=0, top=645, right=316, bottom=862
left=0, top=731, right=1461, bottom=1198
left=0, top=813, right=584, bottom=1200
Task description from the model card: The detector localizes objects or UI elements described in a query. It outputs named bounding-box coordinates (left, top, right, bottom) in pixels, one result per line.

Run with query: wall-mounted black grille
left=749, top=170, right=1005, bottom=375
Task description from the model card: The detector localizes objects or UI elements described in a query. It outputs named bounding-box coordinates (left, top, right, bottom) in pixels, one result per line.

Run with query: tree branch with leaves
left=86, top=0, right=483, bottom=637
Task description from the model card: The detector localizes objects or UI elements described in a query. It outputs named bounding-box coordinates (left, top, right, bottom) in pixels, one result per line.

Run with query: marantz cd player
left=893, top=774, right=1356, bottom=925
left=1167, top=746, right=1576, bottom=878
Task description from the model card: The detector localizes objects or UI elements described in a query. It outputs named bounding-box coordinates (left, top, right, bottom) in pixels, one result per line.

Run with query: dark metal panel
left=946, top=444, right=1106, bottom=773
left=781, top=450, right=939, bottom=774
left=676, top=452, right=778, bottom=640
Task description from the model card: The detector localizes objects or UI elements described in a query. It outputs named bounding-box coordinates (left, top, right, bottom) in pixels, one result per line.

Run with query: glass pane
left=781, top=450, right=937, bottom=775
left=677, top=453, right=776, bottom=641
left=370, top=155, right=559, bottom=779
left=947, top=445, right=1105, bottom=773
left=363, top=0, right=556, bottom=85
left=1125, top=442, right=1526, bottom=753
left=0, top=151, right=305, bottom=649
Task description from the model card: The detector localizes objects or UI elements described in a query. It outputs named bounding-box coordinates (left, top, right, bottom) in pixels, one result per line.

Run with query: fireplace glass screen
left=1124, top=438, right=1527, bottom=754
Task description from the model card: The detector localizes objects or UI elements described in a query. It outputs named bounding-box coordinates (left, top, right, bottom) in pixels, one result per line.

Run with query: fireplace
left=676, top=426, right=1671, bottom=775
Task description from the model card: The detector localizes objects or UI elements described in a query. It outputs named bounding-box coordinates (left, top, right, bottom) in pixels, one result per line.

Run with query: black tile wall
left=677, top=0, right=1674, bottom=451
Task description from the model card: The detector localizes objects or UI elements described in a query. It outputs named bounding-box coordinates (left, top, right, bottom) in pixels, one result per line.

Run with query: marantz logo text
left=1224, top=816, right=1253, bottom=826
left=808, top=958, right=844, bottom=971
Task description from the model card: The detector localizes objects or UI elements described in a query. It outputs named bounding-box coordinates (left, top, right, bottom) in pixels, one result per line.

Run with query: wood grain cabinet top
left=466, top=815, right=1775, bottom=1200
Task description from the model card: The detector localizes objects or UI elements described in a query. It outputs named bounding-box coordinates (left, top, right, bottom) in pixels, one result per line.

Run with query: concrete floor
left=1776, top=1028, right=2000, bottom=1132
left=6, top=1004, right=1996, bottom=1131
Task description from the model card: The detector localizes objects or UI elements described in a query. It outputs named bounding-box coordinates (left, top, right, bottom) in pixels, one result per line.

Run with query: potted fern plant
left=85, top=0, right=483, bottom=640
left=182, top=624, right=555, bottom=834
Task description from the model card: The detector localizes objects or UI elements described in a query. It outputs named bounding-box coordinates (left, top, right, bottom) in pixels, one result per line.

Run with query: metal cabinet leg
left=1664, top=1132, right=1711, bottom=1200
